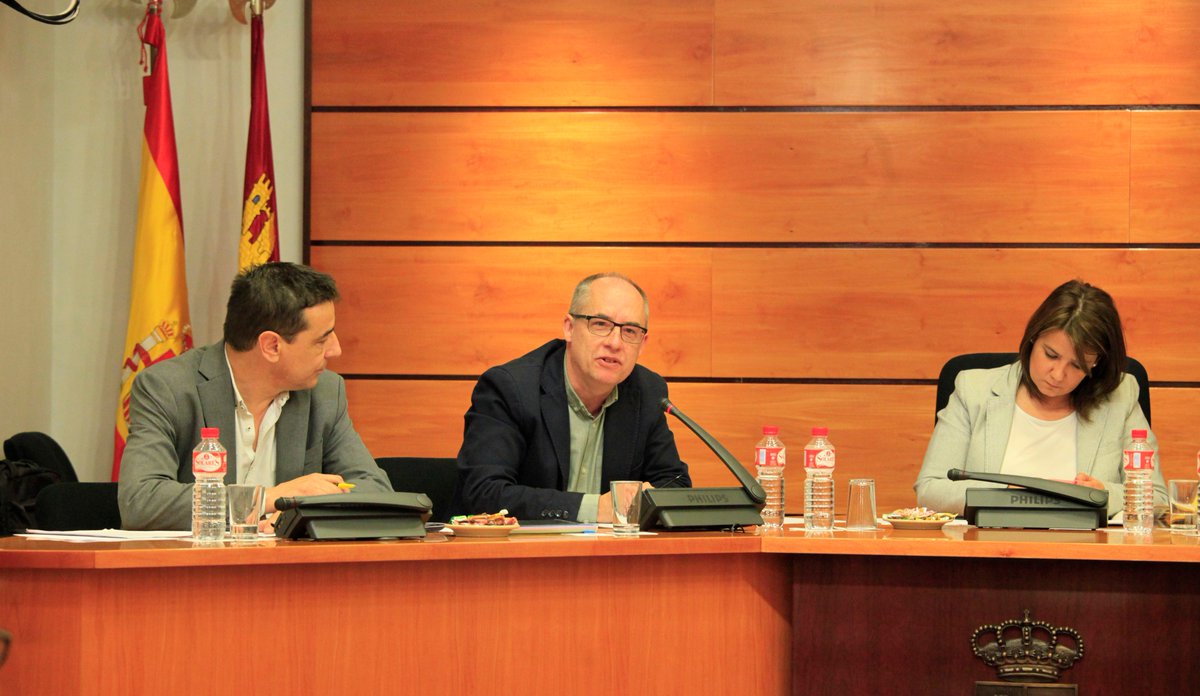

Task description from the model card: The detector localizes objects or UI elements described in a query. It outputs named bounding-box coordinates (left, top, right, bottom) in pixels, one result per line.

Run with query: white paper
left=18, top=529, right=193, bottom=542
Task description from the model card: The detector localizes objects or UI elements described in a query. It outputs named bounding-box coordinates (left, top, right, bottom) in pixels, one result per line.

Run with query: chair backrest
left=934, top=353, right=1151, bottom=426
left=4, top=432, right=78, bottom=484
left=375, top=457, right=458, bottom=523
left=34, top=482, right=121, bottom=530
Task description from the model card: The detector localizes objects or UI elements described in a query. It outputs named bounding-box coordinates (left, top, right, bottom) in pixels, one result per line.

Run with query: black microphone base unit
left=274, top=492, right=433, bottom=541
left=639, top=487, right=764, bottom=531
left=963, top=488, right=1108, bottom=530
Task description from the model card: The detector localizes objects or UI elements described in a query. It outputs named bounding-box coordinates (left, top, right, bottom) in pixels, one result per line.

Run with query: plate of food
left=447, top=510, right=520, bottom=538
left=882, top=507, right=957, bottom=530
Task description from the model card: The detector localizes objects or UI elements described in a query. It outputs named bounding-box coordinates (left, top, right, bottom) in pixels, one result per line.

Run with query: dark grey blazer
left=117, top=342, right=391, bottom=530
left=455, top=339, right=690, bottom=520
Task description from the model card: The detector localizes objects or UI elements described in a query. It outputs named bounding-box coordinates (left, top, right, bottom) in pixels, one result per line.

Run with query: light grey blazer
left=118, top=342, right=392, bottom=530
left=914, top=362, right=1167, bottom=518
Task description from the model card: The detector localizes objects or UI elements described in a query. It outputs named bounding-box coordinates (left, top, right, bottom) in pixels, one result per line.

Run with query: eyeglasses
left=570, top=314, right=648, bottom=344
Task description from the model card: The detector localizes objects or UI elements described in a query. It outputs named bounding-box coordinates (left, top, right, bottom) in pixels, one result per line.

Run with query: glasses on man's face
left=570, top=314, right=648, bottom=344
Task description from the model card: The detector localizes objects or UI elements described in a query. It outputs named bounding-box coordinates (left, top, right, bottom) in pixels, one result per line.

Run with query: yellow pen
left=337, top=482, right=356, bottom=490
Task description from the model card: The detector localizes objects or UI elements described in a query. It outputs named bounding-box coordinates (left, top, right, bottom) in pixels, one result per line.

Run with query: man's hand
left=264, top=473, right=348, bottom=513
left=597, top=492, right=613, bottom=523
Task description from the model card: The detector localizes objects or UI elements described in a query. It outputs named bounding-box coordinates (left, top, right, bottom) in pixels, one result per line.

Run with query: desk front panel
left=0, top=537, right=791, bottom=695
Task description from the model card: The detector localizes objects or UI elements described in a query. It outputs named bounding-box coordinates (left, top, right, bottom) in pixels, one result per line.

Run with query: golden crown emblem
left=971, top=609, right=1083, bottom=682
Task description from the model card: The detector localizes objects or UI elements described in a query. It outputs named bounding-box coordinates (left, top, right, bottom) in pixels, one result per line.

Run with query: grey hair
left=568, top=272, right=649, bottom=323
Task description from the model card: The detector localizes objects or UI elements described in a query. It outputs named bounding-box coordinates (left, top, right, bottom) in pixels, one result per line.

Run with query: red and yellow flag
left=239, top=10, right=279, bottom=270
left=114, top=3, right=194, bottom=480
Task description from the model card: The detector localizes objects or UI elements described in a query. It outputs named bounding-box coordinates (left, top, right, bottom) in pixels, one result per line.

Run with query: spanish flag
left=113, top=3, right=193, bottom=480
left=239, top=10, right=279, bottom=270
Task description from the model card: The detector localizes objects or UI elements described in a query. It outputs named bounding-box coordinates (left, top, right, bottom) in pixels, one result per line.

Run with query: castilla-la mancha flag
left=239, top=10, right=279, bottom=271
left=114, top=3, right=194, bottom=480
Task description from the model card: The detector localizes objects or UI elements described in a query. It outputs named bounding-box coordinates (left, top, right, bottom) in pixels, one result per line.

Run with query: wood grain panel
left=713, top=248, right=1200, bottom=381
left=2, top=551, right=791, bottom=694
left=312, top=246, right=713, bottom=377
left=1131, top=110, right=1200, bottom=243
left=316, top=247, right=1199, bottom=381
left=310, top=111, right=1130, bottom=243
left=345, top=379, right=1200, bottom=516
left=310, top=0, right=714, bottom=106
left=715, top=0, right=1200, bottom=105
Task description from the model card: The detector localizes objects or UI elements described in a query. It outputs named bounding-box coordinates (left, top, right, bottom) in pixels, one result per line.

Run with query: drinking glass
left=1167, top=479, right=1198, bottom=534
left=227, top=484, right=265, bottom=542
left=845, top=479, right=877, bottom=531
left=610, top=481, right=643, bottom=537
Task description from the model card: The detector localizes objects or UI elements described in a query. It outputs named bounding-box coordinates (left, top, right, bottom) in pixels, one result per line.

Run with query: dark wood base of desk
left=791, top=554, right=1200, bottom=696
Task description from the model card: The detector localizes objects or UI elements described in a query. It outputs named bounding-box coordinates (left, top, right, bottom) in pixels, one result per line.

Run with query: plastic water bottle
left=192, top=427, right=227, bottom=541
left=754, top=426, right=786, bottom=531
left=1122, top=428, right=1155, bottom=535
left=803, top=426, right=836, bottom=531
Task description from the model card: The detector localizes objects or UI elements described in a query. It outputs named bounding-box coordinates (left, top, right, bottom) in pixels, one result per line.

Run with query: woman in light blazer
left=915, top=279, right=1167, bottom=518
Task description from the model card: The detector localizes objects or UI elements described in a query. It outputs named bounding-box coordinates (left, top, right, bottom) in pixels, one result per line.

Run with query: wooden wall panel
left=315, top=247, right=1200, bottom=381
left=310, top=0, right=714, bottom=107
left=345, top=380, right=1200, bottom=515
left=713, top=248, right=1200, bottom=381
left=311, top=111, right=1131, bottom=243
left=310, top=0, right=1200, bottom=523
left=1131, top=110, right=1200, bottom=243
left=311, top=246, right=714, bottom=377
left=714, top=1, right=1200, bottom=105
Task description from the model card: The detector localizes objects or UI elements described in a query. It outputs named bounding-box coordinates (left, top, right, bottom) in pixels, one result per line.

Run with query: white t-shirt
left=999, top=405, right=1078, bottom=482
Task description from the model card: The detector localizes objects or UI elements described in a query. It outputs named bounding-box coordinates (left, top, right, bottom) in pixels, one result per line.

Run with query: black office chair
left=375, top=457, right=458, bottom=523
left=934, top=353, right=1150, bottom=426
left=34, top=482, right=121, bottom=530
left=4, top=432, right=78, bottom=484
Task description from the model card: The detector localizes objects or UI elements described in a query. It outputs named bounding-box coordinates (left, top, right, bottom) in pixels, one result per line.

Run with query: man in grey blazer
left=118, top=263, right=391, bottom=530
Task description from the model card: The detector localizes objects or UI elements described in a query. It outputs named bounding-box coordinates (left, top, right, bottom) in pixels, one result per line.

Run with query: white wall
left=0, top=5, right=55, bottom=439
left=1, top=0, right=303, bottom=481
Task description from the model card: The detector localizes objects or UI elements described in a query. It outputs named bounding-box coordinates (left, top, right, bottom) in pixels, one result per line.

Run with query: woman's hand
left=1073, top=472, right=1106, bottom=490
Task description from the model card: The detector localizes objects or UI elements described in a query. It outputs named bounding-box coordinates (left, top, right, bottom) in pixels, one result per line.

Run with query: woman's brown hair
left=1017, top=279, right=1127, bottom=421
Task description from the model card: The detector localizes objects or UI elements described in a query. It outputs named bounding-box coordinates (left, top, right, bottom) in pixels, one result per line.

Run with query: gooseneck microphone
left=946, top=468, right=1108, bottom=507
left=661, top=397, right=766, bottom=504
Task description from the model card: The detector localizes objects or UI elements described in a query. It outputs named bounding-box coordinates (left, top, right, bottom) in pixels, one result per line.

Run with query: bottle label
left=804, top=446, right=835, bottom=469
left=755, top=446, right=785, bottom=468
left=1123, top=449, right=1154, bottom=471
left=193, top=450, right=227, bottom=475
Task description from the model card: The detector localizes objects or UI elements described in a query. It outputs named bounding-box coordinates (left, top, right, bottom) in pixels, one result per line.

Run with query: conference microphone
left=946, top=468, right=1107, bottom=507
left=660, top=398, right=766, bottom=504
left=275, top=497, right=301, bottom=511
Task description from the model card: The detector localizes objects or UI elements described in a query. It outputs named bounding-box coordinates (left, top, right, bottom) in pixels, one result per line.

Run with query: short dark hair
left=223, top=262, right=339, bottom=351
left=1017, top=279, right=1127, bottom=421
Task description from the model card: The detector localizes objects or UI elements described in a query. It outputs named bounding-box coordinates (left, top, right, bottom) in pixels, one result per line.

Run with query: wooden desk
left=0, top=532, right=791, bottom=695
left=3, top=527, right=1198, bottom=695
left=762, top=526, right=1200, bottom=695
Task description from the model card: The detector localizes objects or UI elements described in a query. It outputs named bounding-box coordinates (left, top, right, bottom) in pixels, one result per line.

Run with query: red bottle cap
left=762, top=425, right=780, bottom=435
left=201, top=427, right=220, bottom=439
left=811, top=426, right=829, bottom=436
left=1131, top=429, right=1147, bottom=439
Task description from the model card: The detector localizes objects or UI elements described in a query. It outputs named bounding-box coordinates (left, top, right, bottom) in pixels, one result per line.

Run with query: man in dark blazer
left=118, top=263, right=391, bottom=530
left=456, top=273, right=690, bottom=522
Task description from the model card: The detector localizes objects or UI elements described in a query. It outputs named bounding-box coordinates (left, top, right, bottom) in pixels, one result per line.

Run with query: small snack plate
left=446, top=523, right=520, bottom=539
left=882, top=517, right=952, bottom=531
